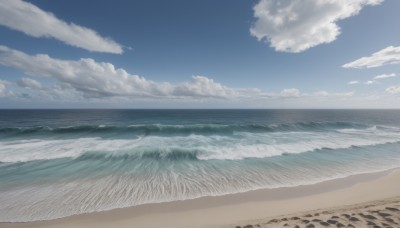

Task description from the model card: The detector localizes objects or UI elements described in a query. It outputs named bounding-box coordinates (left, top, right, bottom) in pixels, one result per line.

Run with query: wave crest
left=76, top=148, right=200, bottom=161
left=0, top=121, right=371, bottom=137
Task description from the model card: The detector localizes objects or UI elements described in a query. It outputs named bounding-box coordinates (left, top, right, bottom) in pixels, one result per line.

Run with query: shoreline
left=2, top=168, right=400, bottom=228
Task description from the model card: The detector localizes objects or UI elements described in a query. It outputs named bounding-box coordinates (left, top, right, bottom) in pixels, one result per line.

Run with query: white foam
left=1, top=125, right=400, bottom=163
left=1, top=152, right=399, bottom=222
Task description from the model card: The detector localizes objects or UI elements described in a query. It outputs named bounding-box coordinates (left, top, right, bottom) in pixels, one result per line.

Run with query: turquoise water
left=1, top=110, right=400, bottom=221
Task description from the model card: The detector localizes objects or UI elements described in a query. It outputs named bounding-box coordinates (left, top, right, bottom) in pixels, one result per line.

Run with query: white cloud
left=172, top=76, right=237, bottom=98
left=280, top=88, right=300, bottom=97
left=365, top=80, right=376, bottom=85
left=17, top=77, right=43, bottom=90
left=0, top=45, right=259, bottom=100
left=347, top=73, right=396, bottom=86
left=373, top=73, right=396, bottom=80
left=348, top=80, right=360, bottom=85
left=312, top=91, right=354, bottom=97
left=386, top=86, right=400, bottom=95
left=0, top=0, right=123, bottom=54
left=250, top=0, right=383, bottom=53
left=343, top=46, right=400, bottom=68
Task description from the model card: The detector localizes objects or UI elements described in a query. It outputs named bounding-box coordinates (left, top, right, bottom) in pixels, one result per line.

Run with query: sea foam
left=1, top=123, right=399, bottom=163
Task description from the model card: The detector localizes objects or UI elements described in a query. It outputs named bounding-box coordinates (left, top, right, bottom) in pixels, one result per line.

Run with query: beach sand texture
left=232, top=197, right=400, bottom=228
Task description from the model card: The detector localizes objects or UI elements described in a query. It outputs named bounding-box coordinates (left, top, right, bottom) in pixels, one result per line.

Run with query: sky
left=0, top=0, right=400, bottom=108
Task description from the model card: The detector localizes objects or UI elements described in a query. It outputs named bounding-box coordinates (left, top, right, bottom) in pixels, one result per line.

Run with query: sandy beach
left=1, top=169, right=400, bottom=228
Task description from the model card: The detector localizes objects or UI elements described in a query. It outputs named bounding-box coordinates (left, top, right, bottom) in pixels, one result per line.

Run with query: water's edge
left=2, top=167, right=397, bottom=224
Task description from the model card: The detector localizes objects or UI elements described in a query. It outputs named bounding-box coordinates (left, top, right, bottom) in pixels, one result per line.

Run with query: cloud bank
left=251, top=0, right=383, bottom=53
left=343, top=46, right=400, bottom=68
left=0, top=45, right=259, bottom=100
left=0, top=0, right=123, bottom=54
left=0, top=45, right=355, bottom=104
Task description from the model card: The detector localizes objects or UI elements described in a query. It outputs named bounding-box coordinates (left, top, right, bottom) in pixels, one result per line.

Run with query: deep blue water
left=1, top=109, right=400, bottom=221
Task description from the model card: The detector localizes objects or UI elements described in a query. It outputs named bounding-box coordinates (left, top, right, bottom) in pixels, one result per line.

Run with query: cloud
left=17, top=77, right=43, bottom=90
left=250, top=0, right=383, bottom=53
left=343, top=46, right=400, bottom=68
left=0, top=0, right=123, bottom=54
left=312, top=90, right=354, bottom=97
left=172, top=76, right=237, bottom=98
left=385, top=86, right=400, bottom=95
left=0, top=80, right=7, bottom=97
left=280, top=88, right=300, bottom=97
left=348, top=80, right=360, bottom=85
left=279, top=88, right=352, bottom=98
left=0, top=80, right=17, bottom=98
left=348, top=73, right=397, bottom=86
left=0, top=45, right=261, bottom=100
left=362, top=73, right=397, bottom=85
left=280, top=88, right=354, bottom=99
left=365, top=80, right=376, bottom=85
left=373, top=73, right=396, bottom=80
left=0, top=46, right=357, bottom=104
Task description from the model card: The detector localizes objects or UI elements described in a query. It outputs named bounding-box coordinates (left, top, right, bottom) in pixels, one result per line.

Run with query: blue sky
left=0, top=0, right=399, bottom=108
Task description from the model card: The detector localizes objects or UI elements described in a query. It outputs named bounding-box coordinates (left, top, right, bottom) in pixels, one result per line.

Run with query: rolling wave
left=0, top=121, right=372, bottom=137
left=1, top=122, right=399, bottom=163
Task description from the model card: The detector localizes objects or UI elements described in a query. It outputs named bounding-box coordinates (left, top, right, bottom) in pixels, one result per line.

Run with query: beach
left=2, top=168, right=400, bottom=228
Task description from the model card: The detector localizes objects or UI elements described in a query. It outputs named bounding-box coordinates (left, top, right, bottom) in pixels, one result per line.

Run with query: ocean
left=1, top=109, right=400, bottom=222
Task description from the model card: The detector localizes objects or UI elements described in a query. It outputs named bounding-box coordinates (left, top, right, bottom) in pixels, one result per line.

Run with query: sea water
left=1, top=109, right=400, bottom=222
